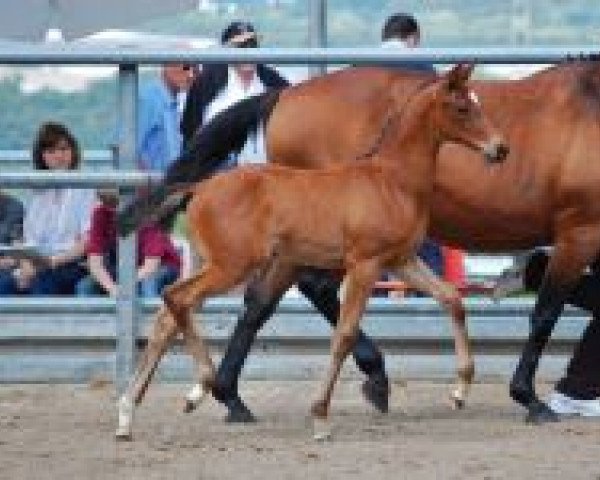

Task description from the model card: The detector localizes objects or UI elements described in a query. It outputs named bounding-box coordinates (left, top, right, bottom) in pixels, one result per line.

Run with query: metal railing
left=0, top=297, right=588, bottom=383
left=0, top=150, right=114, bottom=170
left=0, top=45, right=597, bottom=390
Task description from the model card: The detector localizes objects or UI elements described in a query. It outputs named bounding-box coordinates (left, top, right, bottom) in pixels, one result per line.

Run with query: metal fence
left=0, top=297, right=589, bottom=384
left=0, top=45, right=597, bottom=390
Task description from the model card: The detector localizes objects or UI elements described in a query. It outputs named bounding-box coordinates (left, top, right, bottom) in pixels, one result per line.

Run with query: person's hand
left=15, top=260, right=36, bottom=290
left=46, top=255, right=56, bottom=269
left=106, top=284, right=118, bottom=297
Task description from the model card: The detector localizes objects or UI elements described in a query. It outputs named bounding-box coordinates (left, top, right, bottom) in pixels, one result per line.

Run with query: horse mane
left=564, top=52, right=600, bottom=63
left=563, top=56, right=600, bottom=115
left=355, top=77, right=438, bottom=162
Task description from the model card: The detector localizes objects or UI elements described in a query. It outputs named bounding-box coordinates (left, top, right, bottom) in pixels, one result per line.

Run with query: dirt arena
left=0, top=380, right=598, bottom=480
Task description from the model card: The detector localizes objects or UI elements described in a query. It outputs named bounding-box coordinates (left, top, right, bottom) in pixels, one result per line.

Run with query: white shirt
left=203, top=66, right=267, bottom=165
left=24, top=188, right=95, bottom=256
left=381, top=39, right=409, bottom=49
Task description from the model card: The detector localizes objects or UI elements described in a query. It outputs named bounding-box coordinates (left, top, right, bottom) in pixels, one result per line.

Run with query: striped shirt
left=24, top=188, right=96, bottom=256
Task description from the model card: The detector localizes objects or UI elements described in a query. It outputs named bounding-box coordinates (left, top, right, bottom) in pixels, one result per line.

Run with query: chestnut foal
left=116, top=63, right=507, bottom=440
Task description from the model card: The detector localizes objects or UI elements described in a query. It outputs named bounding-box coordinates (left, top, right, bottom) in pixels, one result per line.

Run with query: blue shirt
left=137, top=79, right=183, bottom=173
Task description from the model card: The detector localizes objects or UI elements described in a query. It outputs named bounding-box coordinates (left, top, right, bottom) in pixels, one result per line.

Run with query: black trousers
left=524, top=250, right=600, bottom=400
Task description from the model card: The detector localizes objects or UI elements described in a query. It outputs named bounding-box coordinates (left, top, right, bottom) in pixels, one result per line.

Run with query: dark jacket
left=181, top=63, right=289, bottom=145
left=392, top=62, right=436, bottom=74
left=0, top=192, right=23, bottom=244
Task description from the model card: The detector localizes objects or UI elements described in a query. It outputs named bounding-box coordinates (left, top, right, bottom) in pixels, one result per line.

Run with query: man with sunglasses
left=137, top=62, right=196, bottom=173
left=181, top=21, right=288, bottom=166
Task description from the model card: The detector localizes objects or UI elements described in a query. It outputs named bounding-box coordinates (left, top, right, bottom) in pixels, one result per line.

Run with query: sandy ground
left=0, top=380, right=598, bottom=480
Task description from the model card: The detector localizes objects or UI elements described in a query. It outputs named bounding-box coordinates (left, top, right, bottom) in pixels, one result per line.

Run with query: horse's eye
left=457, top=105, right=469, bottom=115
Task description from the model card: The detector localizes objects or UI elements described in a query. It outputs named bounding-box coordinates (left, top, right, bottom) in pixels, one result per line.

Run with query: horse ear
left=445, top=63, right=475, bottom=91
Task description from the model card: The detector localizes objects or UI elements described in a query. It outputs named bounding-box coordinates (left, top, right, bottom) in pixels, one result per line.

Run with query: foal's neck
left=376, top=99, right=440, bottom=196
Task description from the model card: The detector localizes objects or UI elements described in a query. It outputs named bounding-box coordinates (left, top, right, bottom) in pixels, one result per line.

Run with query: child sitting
left=76, top=189, right=181, bottom=297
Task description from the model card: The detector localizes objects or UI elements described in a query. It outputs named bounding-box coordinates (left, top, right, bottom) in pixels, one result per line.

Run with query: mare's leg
left=201, top=264, right=297, bottom=422
left=116, top=306, right=179, bottom=440
left=509, top=232, right=600, bottom=424
left=396, top=257, right=474, bottom=408
left=311, top=262, right=379, bottom=440
left=297, top=268, right=390, bottom=413
left=511, top=251, right=600, bottom=401
left=515, top=249, right=600, bottom=315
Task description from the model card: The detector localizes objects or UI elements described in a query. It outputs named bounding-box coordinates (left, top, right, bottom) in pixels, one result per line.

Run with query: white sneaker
left=491, top=265, right=525, bottom=301
left=546, top=390, right=600, bottom=417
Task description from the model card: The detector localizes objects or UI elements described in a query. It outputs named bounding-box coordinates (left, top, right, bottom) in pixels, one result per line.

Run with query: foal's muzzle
left=483, top=137, right=509, bottom=164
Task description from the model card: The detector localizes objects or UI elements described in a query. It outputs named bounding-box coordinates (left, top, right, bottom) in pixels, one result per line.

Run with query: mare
left=119, top=58, right=600, bottom=425
left=115, top=64, right=507, bottom=440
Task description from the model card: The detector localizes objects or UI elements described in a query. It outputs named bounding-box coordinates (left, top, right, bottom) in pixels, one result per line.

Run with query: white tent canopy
left=0, top=0, right=197, bottom=42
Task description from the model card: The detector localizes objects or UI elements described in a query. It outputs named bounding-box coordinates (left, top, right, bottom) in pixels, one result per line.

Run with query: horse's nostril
left=498, top=143, right=510, bottom=159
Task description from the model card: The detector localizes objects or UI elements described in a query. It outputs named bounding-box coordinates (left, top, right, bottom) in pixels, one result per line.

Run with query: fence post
left=308, top=0, right=327, bottom=76
left=115, top=63, right=139, bottom=393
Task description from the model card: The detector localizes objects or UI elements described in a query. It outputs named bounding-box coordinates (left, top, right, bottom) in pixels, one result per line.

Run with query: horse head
left=432, top=63, right=509, bottom=164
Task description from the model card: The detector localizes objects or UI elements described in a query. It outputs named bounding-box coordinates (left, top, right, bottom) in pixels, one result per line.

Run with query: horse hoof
left=449, top=391, right=466, bottom=410
left=183, top=400, right=197, bottom=414
left=525, top=401, right=559, bottom=425
left=115, top=427, right=133, bottom=441
left=183, top=384, right=206, bottom=413
left=312, top=417, right=332, bottom=441
left=225, top=401, right=256, bottom=423
left=116, top=395, right=133, bottom=441
left=362, top=374, right=390, bottom=413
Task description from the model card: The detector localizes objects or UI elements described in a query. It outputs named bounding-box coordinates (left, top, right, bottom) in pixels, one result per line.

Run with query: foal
left=116, top=63, right=508, bottom=440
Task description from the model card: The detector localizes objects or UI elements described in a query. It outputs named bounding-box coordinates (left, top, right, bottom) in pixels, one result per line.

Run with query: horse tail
left=116, top=89, right=283, bottom=237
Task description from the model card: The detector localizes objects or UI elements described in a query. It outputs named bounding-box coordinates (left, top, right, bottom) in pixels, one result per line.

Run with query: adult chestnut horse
left=116, top=64, right=507, bottom=440
left=120, top=58, right=600, bottom=425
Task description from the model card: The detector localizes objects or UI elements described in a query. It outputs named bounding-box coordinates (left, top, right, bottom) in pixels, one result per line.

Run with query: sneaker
left=546, top=390, right=600, bottom=417
left=491, top=265, right=525, bottom=301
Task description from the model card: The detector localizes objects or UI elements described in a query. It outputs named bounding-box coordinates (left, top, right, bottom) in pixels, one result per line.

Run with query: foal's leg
left=194, top=264, right=297, bottom=422
left=311, top=262, right=379, bottom=440
left=115, top=260, right=248, bottom=440
left=162, top=264, right=249, bottom=388
left=116, top=306, right=179, bottom=440
left=180, top=308, right=218, bottom=413
left=396, top=257, right=474, bottom=408
left=207, top=267, right=390, bottom=422
left=297, top=268, right=390, bottom=413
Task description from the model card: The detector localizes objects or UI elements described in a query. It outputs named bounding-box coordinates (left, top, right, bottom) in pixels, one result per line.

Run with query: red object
left=86, top=204, right=182, bottom=271
left=443, top=246, right=466, bottom=288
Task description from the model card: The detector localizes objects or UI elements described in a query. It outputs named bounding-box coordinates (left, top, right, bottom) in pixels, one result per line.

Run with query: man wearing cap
left=380, top=13, right=444, bottom=282
left=380, top=12, right=436, bottom=74
left=181, top=21, right=288, bottom=166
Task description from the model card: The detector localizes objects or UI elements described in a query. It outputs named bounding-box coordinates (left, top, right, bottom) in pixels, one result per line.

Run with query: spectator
left=76, top=189, right=181, bottom=297
left=493, top=249, right=600, bottom=416
left=181, top=20, right=289, bottom=166
left=381, top=12, right=436, bottom=73
left=380, top=13, right=445, bottom=284
left=0, top=122, right=95, bottom=295
left=137, top=62, right=195, bottom=173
